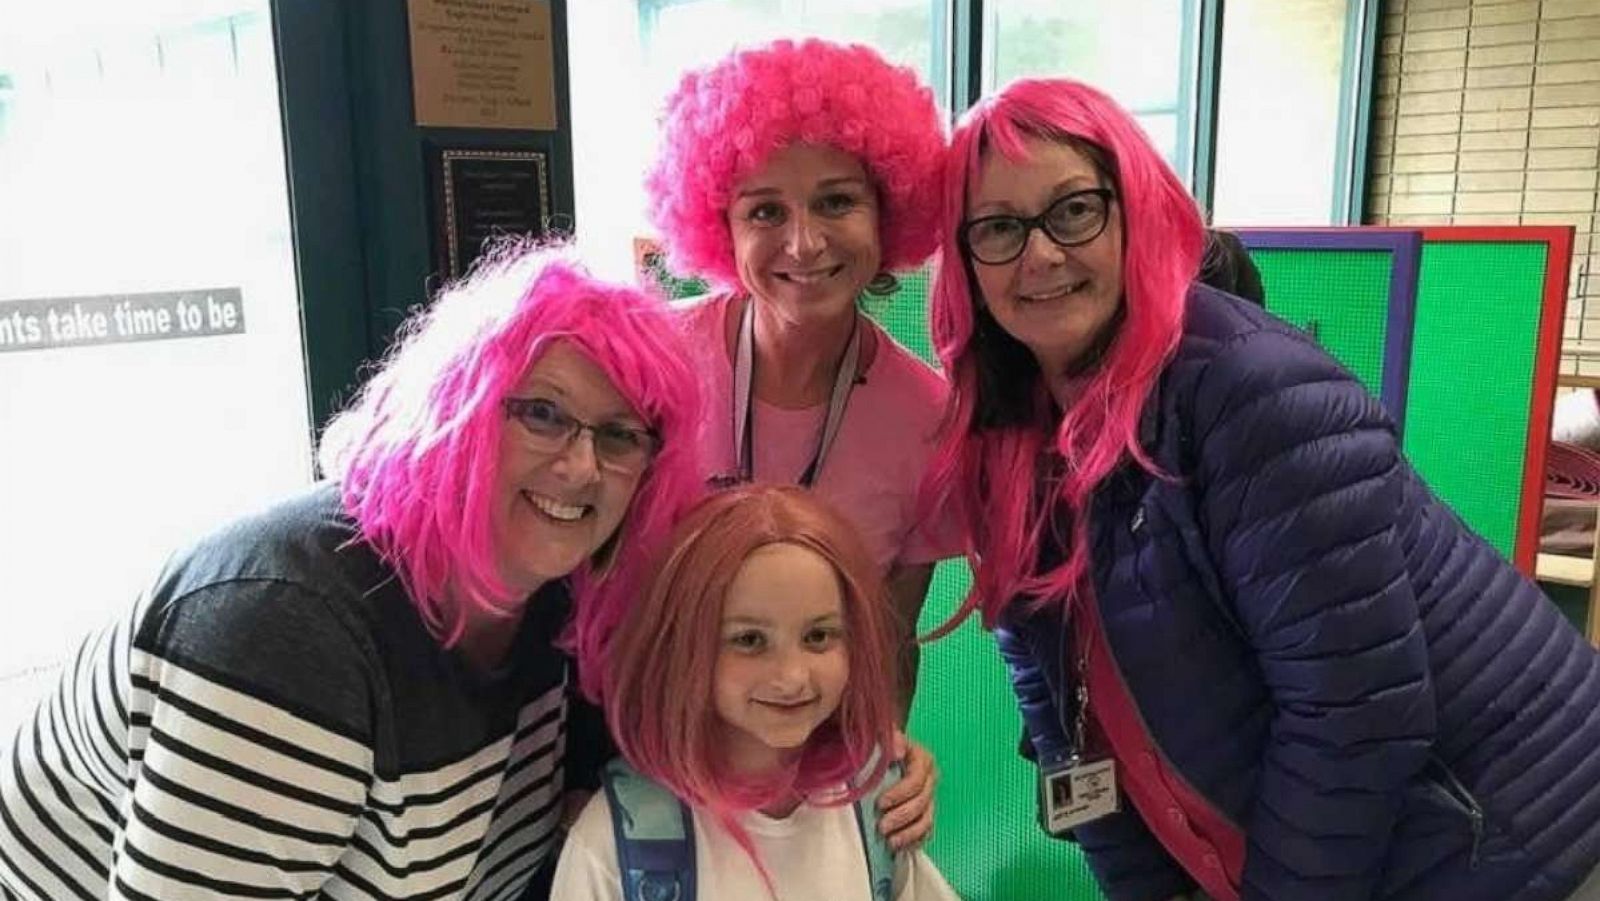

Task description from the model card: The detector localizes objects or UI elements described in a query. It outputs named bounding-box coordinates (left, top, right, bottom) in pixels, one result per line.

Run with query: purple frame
left=1232, top=228, right=1422, bottom=438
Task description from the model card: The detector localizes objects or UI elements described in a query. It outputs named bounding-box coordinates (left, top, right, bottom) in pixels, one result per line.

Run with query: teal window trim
left=929, top=0, right=952, bottom=114
left=270, top=0, right=372, bottom=434
left=951, top=0, right=982, bottom=115
left=1171, top=0, right=1201, bottom=189
left=637, top=0, right=665, bottom=54
left=1333, top=0, right=1380, bottom=224
left=637, top=0, right=713, bottom=21
left=0, top=73, right=12, bottom=140
left=1191, top=0, right=1223, bottom=217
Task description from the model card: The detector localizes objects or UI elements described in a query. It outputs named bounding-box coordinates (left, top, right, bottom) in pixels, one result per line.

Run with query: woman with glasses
left=924, top=78, right=1600, bottom=901
left=0, top=244, right=704, bottom=901
left=642, top=38, right=955, bottom=850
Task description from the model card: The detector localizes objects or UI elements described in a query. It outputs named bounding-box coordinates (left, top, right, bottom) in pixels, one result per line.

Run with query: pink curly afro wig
left=645, top=38, right=946, bottom=291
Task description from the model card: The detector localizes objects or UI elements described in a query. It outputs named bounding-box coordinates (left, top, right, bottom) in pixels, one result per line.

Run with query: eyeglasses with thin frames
left=959, top=188, right=1116, bottom=266
left=502, top=397, right=659, bottom=474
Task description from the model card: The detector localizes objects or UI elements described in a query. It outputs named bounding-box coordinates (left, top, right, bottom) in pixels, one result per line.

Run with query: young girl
left=550, top=485, right=959, bottom=900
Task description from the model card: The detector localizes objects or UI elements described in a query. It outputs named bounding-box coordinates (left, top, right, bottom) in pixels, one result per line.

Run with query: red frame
left=1417, top=226, right=1575, bottom=576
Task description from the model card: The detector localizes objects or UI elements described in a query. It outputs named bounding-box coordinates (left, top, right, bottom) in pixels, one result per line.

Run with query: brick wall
left=1366, top=0, right=1600, bottom=373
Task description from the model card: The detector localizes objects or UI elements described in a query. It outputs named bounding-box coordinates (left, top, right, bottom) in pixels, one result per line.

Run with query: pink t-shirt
left=678, top=294, right=962, bottom=574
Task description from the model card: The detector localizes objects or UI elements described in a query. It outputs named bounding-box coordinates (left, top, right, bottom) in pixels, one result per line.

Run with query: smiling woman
left=0, top=243, right=705, bottom=901
left=726, top=143, right=884, bottom=331
left=490, top=343, right=661, bottom=604
left=925, top=78, right=1600, bottom=901
left=964, top=137, right=1124, bottom=388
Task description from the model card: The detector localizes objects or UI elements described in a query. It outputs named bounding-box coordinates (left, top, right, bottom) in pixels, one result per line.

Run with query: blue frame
left=271, top=0, right=370, bottom=431
left=952, top=0, right=983, bottom=113
left=1235, top=228, right=1422, bottom=436
left=1192, top=0, right=1223, bottom=215
left=1337, top=0, right=1382, bottom=224
left=1170, top=0, right=1201, bottom=187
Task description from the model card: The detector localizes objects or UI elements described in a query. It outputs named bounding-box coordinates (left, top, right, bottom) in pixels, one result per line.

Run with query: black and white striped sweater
left=0, top=483, right=599, bottom=901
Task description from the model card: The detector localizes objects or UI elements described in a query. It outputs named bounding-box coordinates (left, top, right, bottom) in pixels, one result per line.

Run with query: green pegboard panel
left=866, top=269, right=937, bottom=365
left=1253, top=248, right=1393, bottom=398
left=910, top=560, right=1106, bottom=901
left=1237, top=230, right=1423, bottom=434
left=1403, top=241, right=1548, bottom=558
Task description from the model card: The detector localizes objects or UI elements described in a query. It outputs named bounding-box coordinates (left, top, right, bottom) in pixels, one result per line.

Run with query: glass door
left=0, top=1, right=314, bottom=726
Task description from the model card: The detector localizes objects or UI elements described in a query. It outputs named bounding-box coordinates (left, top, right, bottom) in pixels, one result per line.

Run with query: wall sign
left=408, top=0, right=557, bottom=130
left=0, top=288, right=245, bottom=354
left=434, top=149, right=550, bottom=278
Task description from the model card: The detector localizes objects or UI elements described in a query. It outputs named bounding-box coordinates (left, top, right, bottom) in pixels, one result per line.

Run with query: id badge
left=1039, top=756, right=1119, bottom=836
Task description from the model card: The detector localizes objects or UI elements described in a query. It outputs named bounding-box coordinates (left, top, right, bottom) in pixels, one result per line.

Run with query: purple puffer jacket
left=997, top=284, right=1600, bottom=901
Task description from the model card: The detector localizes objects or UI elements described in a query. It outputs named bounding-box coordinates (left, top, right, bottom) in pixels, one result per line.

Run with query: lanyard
left=1059, top=600, right=1093, bottom=762
left=1041, top=580, right=1108, bottom=764
left=732, top=297, right=862, bottom=488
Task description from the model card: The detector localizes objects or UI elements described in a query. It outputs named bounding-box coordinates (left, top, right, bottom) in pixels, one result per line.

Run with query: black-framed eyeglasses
left=502, top=397, right=659, bottom=474
left=959, top=188, right=1116, bottom=266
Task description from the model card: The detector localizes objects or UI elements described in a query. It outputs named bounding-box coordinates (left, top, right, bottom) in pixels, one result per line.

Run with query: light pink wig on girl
left=925, top=79, right=1205, bottom=630
left=645, top=38, right=945, bottom=290
left=605, top=485, right=897, bottom=866
left=318, top=242, right=705, bottom=698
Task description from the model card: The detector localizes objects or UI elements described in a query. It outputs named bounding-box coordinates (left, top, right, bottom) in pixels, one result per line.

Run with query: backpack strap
left=851, top=754, right=903, bottom=901
left=601, top=758, right=696, bottom=901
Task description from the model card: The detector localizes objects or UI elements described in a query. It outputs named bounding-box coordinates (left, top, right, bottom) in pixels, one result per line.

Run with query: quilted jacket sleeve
left=996, top=625, right=1196, bottom=901
left=1189, top=327, right=1436, bottom=901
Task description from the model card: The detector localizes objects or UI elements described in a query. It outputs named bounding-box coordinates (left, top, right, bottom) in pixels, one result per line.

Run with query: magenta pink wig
left=318, top=242, right=705, bottom=697
left=605, top=485, right=896, bottom=862
left=925, top=79, right=1205, bottom=631
left=645, top=38, right=945, bottom=290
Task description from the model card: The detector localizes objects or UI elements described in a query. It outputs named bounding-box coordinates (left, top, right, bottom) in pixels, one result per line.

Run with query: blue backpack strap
left=851, top=752, right=902, bottom=901
left=601, top=758, right=696, bottom=901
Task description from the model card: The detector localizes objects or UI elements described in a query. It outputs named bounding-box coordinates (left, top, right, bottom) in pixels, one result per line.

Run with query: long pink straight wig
left=604, top=485, right=897, bottom=866
left=925, top=79, right=1205, bottom=630
left=318, top=242, right=705, bottom=698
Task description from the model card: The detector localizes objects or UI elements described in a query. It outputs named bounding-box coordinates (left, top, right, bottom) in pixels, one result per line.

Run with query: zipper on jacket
left=1430, top=755, right=1485, bottom=868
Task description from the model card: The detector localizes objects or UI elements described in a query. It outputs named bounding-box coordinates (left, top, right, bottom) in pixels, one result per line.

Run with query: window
left=0, top=2, right=313, bottom=724
left=982, top=0, right=1202, bottom=181
left=1210, top=0, right=1365, bottom=224
left=567, top=0, right=1377, bottom=278
left=642, top=0, right=942, bottom=88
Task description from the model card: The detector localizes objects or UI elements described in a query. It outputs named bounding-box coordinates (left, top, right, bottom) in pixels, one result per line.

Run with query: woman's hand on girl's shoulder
left=878, top=731, right=938, bottom=851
